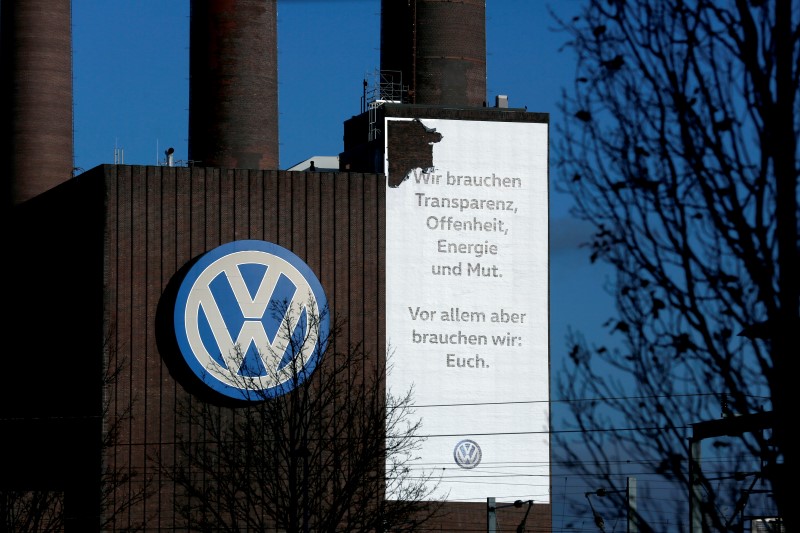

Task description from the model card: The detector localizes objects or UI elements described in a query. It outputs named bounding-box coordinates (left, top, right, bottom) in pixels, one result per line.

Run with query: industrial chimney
left=188, top=0, right=279, bottom=169
left=2, top=0, right=74, bottom=206
left=380, top=0, right=487, bottom=107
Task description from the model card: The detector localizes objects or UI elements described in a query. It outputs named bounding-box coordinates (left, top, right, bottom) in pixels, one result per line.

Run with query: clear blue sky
left=71, top=0, right=616, bottom=528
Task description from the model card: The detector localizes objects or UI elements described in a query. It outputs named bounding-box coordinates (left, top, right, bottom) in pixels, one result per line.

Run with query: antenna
left=114, top=138, right=124, bottom=164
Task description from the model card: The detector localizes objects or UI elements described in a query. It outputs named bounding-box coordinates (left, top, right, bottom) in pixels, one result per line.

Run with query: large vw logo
left=174, top=240, right=329, bottom=400
left=453, top=439, right=482, bottom=469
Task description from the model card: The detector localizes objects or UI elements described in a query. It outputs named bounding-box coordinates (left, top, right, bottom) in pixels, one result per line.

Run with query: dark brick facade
left=102, top=165, right=386, bottom=528
left=7, top=163, right=549, bottom=531
left=7, top=165, right=386, bottom=530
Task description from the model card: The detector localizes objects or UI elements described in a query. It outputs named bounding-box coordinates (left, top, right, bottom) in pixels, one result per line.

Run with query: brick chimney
left=2, top=0, right=74, bottom=205
left=188, top=0, right=279, bottom=169
left=380, top=0, right=486, bottom=106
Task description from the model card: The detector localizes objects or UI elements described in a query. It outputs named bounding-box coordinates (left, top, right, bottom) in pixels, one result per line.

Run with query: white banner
left=385, top=118, right=550, bottom=503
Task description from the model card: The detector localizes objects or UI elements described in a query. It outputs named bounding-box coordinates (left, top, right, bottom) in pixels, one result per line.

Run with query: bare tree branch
left=155, top=300, right=444, bottom=532
left=552, top=0, right=796, bottom=530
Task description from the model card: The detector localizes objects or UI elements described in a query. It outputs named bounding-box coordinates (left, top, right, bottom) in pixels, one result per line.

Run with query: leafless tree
left=0, top=491, right=64, bottom=533
left=552, top=1, right=796, bottom=531
left=157, top=299, right=444, bottom=532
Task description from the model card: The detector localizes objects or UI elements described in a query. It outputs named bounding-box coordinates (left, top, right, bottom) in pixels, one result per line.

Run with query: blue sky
left=71, top=0, right=616, bottom=527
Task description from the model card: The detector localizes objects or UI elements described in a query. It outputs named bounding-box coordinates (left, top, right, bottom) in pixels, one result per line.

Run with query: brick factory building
left=3, top=1, right=551, bottom=531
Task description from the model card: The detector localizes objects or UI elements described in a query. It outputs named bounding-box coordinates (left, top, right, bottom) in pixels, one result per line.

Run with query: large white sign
left=385, top=118, right=549, bottom=503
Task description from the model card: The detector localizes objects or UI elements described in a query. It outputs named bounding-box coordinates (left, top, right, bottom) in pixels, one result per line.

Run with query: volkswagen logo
left=173, top=240, right=329, bottom=401
left=453, top=439, right=482, bottom=469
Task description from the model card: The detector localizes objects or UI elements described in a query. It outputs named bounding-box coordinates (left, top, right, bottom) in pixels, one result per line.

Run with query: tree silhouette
left=156, top=298, right=444, bottom=532
left=552, top=1, right=795, bottom=531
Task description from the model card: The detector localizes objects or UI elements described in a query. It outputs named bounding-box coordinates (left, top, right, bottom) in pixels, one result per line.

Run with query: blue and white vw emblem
left=174, top=240, right=329, bottom=400
left=453, top=439, right=482, bottom=469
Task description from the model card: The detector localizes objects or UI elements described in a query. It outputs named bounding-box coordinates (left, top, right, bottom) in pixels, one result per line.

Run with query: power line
left=394, top=391, right=759, bottom=409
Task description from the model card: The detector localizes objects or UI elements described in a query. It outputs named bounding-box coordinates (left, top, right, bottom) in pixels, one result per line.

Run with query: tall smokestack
left=2, top=0, right=74, bottom=206
left=380, top=0, right=486, bottom=107
left=188, top=0, right=279, bottom=169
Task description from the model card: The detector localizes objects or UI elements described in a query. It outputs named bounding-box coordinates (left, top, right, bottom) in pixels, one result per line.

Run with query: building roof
left=286, top=155, right=339, bottom=172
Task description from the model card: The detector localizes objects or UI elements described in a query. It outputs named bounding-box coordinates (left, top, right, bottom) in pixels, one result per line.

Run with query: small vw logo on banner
left=173, top=240, right=329, bottom=401
left=453, top=439, right=482, bottom=469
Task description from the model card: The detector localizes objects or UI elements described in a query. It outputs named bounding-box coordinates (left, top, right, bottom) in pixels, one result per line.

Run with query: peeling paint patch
left=387, top=119, right=443, bottom=187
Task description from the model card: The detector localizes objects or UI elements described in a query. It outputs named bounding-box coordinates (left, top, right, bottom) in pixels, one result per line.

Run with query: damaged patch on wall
left=387, top=119, right=443, bottom=187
